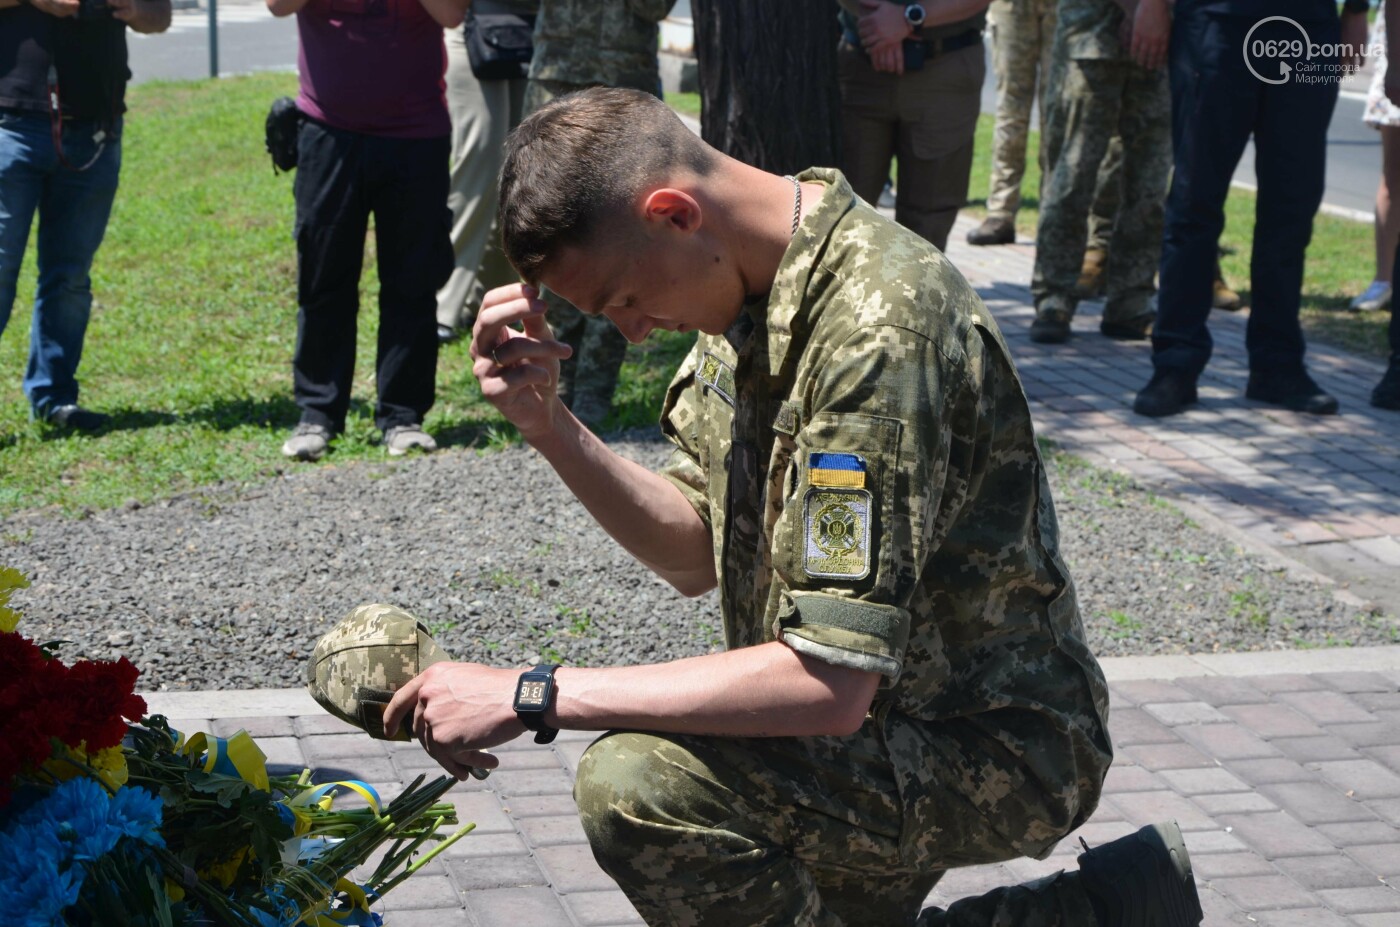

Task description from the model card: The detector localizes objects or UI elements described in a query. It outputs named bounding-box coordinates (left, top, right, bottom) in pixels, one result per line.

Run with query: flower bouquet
left=0, top=566, right=473, bottom=927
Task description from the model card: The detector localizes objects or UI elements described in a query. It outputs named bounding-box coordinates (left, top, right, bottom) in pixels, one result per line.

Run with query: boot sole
left=1244, top=387, right=1339, bottom=415
left=1138, top=822, right=1204, bottom=927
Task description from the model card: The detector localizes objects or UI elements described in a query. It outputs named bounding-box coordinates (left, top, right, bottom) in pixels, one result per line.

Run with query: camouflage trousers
left=1031, top=55, right=1170, bottom=322
left=985, top=0, right=1057, bottom=222
left=522, top=78, right=632, bottom=430
left=574, top=722, right=1099, bottom=926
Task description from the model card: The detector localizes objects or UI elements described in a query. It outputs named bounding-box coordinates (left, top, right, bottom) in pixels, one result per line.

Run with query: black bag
left=464, top=4, right=535, bottom=81
left=264, top=96, right=303, bottom=174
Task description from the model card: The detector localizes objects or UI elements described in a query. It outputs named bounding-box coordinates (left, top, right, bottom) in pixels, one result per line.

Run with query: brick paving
left=141, top=216, right=1400, bottom=923
left=940, top=218, right=1400, bottom=580
left=148, top=649, right=1400, bottom=926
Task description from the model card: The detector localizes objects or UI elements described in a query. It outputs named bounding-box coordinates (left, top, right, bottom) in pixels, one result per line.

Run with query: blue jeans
left=0, top=110, right=122, bottom=418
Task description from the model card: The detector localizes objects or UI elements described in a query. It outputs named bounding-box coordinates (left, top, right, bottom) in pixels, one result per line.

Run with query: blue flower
left=107, top=785, right=165, bottom=848
left=0, top=816, right=84, bottom=925
left=25, top=777, right=122, bottom=862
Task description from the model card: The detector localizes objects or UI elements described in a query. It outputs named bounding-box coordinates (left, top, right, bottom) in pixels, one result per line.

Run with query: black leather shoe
left=1133, top=369, right=1198, bottom=418
left=966, top=216, right=1015, bottom=246
left=1373, top=360, right=1400, bottom=410
left=1245, top=367, right=1339, bottom=415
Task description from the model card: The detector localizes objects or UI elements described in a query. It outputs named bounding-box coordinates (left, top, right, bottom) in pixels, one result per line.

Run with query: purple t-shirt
left=295, top=0, right=449, bottom=139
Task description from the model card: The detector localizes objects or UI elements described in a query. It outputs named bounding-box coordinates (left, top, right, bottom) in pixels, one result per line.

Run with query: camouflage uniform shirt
left=529, top=0, right=673, bottom=91
left=659, top=168, right=1112, bottom=854
left=1056, top=0, right=1127, bottom=60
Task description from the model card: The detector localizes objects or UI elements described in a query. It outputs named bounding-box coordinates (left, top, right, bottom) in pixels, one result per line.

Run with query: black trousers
left=292, top=119, right=452, bottom=432
left=1152, top=7, right=1340, bottom=377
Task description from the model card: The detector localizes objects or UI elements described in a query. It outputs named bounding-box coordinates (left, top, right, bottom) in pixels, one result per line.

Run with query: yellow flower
left=43, top=742, right=130, bottom=790
left=0, top=565, right=29, bottom=633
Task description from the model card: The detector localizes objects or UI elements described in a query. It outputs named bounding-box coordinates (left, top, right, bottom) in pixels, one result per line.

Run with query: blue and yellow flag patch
left=809, top=453, right=866, bottom=489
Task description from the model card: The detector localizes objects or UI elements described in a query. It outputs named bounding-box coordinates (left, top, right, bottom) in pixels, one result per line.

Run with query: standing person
left=521, top=0, right=674, bottom=431
left=966, top=0, right=1056, bottom=246
left=270, top=0, right=465, bottom=461
left=435, top=1, right=536, bottom=344
left=1356, top=0, right=1399, bottom=315
left=1377, top=0, right=1400, bottom=410
left=0, top=0, right=171, bottom=431
left=385, top=88, right=1205, bottom=927
left=1027, top=0, right=1172, bottom=344
left=837, top=0, right=991, bottom=253
left=1134, top=0, right=1369, bottom=417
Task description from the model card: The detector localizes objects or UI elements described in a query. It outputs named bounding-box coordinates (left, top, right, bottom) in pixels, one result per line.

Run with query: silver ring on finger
left=492, top=346, right=503, bottom=366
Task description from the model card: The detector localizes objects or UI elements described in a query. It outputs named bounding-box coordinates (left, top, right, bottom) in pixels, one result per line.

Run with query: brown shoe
left=1101, top=311, right=1155, bottom=340
left=1076, top=248, right=1108, bottom=299
left=966, top=216, right=1015, bottom=246
left=1212, top=277, right=1242, bottom=311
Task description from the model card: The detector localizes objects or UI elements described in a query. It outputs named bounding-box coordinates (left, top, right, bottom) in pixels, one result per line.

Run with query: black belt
left=842, top=26, right=983, bottom=58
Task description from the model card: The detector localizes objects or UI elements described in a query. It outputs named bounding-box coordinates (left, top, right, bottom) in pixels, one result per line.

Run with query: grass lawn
left=0, top=76, right=1386, bottom=516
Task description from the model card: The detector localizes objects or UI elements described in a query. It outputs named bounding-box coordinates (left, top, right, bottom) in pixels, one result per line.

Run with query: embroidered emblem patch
left=809, top=452, right=866, bottom=488
left=803, top=488, right=872, bottom=579
left=696, top=352, right=736, bottom=406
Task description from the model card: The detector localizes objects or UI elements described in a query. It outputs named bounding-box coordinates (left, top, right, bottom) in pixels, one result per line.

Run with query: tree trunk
left=691, top=0, right=842, bottom=175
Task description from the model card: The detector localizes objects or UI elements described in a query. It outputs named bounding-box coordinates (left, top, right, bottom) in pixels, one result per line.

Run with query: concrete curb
left=140, top=644, right=1400, bottom=717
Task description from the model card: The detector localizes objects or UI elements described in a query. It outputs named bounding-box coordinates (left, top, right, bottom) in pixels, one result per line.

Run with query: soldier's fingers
left=490, top=334, right=571, bottom=368
left=472, top=290, right=546, bottom=361
left=384, top=675, right=424, bottom=740
left=477, top=362, right=556, bottom=400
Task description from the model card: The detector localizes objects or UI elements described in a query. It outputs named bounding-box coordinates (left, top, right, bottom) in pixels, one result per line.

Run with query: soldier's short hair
left=499, top=87, right=718, bottom=284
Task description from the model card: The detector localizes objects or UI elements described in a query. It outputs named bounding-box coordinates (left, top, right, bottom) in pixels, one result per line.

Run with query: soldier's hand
left=384, top=662, right=525, bottom=781
left=471, top=283, right=573, bottom=442
left=1129, top=0, right=1170, bottom=71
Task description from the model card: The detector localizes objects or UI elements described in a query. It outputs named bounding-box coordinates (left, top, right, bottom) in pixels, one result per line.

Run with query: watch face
left=518, top=678, right=549, bottom=708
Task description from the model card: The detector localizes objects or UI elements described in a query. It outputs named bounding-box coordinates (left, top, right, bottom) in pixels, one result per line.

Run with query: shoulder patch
left=809, top=452, right=866, bottom=488
left=696, top=351, right=736, bottom=406
left=803, top=487, right=872, bottom=580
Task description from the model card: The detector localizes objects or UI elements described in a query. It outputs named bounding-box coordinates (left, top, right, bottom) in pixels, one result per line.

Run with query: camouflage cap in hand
left=306, top=603, right=450, bottom=741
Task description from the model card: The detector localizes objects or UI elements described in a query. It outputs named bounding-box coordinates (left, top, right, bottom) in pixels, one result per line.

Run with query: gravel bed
left=1, top=432, right=1391, bottom=691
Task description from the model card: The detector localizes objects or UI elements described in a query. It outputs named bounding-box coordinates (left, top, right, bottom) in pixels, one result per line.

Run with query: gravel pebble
left=0, top=431, right=1391, bottom=691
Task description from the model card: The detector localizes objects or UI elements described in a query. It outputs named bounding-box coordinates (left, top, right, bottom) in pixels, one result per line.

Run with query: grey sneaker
left=1078, top=821, right=1203, bottom=926
left=282, top=423, right=332, bottom=461
left=45, top=404, right=108, bottom=432
left=384, top=424, right=437, bottom=456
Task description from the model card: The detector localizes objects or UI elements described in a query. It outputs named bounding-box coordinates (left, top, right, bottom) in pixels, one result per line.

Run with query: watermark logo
left=1243, top=15, right=1383, bottom=85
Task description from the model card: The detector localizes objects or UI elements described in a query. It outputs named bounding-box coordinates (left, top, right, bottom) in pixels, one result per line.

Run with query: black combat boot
left=1078, top=822, right=1204, bottom=927
left=1133, top=368, right=1198, bottom=418
left=1245, top=366, right=1338, bottom=415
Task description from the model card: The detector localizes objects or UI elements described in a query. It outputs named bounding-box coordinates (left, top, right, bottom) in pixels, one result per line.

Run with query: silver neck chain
left=784, top=174, right=802, bottom=236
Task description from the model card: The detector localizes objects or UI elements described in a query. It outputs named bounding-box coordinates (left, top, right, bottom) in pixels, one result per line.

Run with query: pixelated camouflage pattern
left=586, top=168, right=1112, bottom=923
left=528, top=0, right=673, bottom=91
left=1032, top=17, right=1170, bottom=323
left=1086, top=135, right=1122, bottom=253
left=306, top=603, right=449, bottom=741
left=985, top=0, right=1058, bottom=222
left=1056, top=0, right=1129, bottom=61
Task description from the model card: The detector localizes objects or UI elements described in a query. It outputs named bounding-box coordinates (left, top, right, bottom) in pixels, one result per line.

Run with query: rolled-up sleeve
left=777, top=592, right=909, bottom=678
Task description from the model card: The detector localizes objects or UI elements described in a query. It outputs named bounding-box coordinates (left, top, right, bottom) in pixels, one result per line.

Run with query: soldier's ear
left=641, top=188, right=701, bottom=235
